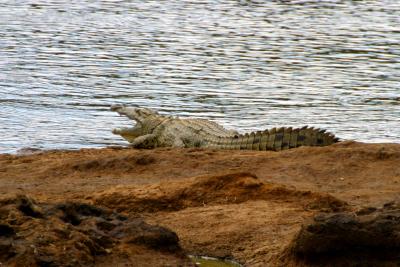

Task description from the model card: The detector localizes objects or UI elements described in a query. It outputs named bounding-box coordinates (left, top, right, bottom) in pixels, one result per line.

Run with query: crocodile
left=111, top=104, right=339, bottom=151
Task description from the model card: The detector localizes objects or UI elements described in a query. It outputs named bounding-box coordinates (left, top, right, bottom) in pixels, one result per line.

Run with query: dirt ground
left=1, top=141, right=400, bottom=266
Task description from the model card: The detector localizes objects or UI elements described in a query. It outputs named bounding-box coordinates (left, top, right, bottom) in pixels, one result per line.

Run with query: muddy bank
left=0, top=195, right=189, bottom=267
left=0, top=141, right=400, bottom=266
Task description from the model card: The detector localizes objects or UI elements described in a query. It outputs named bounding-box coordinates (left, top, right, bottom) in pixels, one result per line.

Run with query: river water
left=1, top=0, right=399, bottom=153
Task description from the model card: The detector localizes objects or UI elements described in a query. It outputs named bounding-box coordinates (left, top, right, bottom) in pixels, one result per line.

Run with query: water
left=1, top=0, right=399, bottom=153
left=189, top=255, right=242, bottom=267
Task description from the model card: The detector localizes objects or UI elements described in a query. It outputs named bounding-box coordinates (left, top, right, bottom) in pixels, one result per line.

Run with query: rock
left=0, top=239, right=15, bottom=260
left=17, top=194, right=44, bottom=218
left=281, top=203, right=400, bottom=266
left=111, top=220, right=180, bottom=251
left=0, top=223, right=15, bottom=237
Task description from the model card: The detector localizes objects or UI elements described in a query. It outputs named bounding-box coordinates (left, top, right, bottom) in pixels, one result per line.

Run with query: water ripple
left=0, top=0, right=399, bottom=153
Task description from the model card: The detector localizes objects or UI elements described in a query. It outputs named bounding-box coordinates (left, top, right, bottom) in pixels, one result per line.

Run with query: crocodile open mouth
left=112, top=126, right=139, bottom=143
left=111, top=104, right=142, bottom=143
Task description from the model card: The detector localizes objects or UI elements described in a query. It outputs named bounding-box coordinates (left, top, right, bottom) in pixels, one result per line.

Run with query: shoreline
left=4, top=139, right=400, bottom=155
left=1, top=141, right=400, bottom=266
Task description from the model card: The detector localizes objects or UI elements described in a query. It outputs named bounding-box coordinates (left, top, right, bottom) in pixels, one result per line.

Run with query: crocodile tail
left=207, top=126, right=339, bottom=151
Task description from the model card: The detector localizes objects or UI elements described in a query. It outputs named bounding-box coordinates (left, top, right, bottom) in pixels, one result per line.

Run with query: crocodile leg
left=129, top=134, right=158, bottom=149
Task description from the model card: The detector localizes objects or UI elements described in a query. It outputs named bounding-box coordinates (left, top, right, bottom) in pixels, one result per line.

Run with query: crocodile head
left=110, top=104, right=160, bottom=143
left=111, top=104, right=158, bottom=123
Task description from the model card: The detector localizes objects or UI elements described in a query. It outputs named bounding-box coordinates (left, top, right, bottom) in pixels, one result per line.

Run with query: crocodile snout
left=110, top=104, right=125, bottom=112
left=112, top=128, right=121, bottom=134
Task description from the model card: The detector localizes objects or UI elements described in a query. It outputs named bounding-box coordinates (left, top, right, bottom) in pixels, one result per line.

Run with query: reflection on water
left=189, top=255, right=242, bottom=267
left=0, top=1, right=399, bottom=153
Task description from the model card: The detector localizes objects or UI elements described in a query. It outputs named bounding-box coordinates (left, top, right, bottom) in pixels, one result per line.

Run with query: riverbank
left=1, top=141, right=399, bottom=266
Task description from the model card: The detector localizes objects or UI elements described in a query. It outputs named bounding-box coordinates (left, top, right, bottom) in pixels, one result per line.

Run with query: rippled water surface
left=1, top=0, right=399, bottom=153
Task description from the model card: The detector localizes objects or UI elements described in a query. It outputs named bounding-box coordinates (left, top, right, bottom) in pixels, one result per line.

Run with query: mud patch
left=68, top=153, right=156, bottom=173
left=0, top=195, right=190, bottom=267
left=94, top=172, right=347, bottom=213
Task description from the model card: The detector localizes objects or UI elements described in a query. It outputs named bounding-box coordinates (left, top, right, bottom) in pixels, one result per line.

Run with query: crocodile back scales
left=204, top=126, right=339, bottom=151
left=174, top=118, right=237, bottom=138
